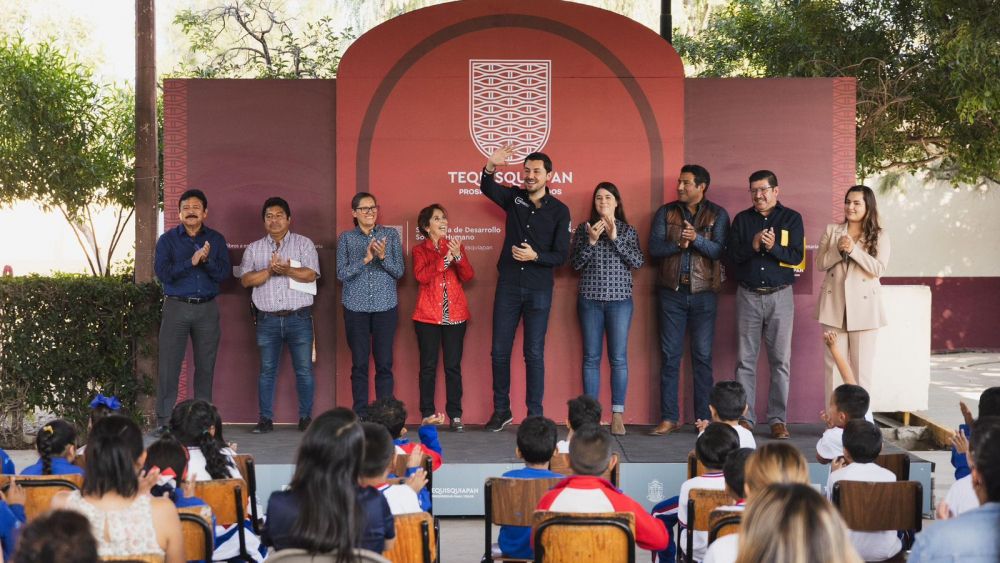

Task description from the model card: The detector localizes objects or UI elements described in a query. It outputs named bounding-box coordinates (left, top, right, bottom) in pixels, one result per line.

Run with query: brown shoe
left=611, top=413, right=626, bottom=436
left=738, top=419, right=754, bottom=432
left=770, top=422, right=790, bottom=439
left=648, top=420, right=679, bottom=436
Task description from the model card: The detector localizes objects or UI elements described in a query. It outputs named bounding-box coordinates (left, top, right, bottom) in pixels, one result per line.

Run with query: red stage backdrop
left=163, top=1, right=857, bottom=425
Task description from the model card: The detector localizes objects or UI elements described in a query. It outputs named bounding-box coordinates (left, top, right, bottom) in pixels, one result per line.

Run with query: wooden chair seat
left=707, top=508, right=742, bottom=543
left=382, top=511, right=439, bottom=563
left=0, top=473, right=84, bottom=520
left=231, top=453, right=261, bottom=531
left=531, top=511, right=636, bottom=563
left=483, top=477, right=563, bottom=561
left=832, top=480, right=922, bottom=542
left=686, top=450, right=708, bottom=480
left=683, top=489, right=736, bottom=563
left=874, top=453, right=911, bottom=481
left=548, top=453, right=620, bottom=486
left=193, top=478, right=251, bottom=560
left=178, top=505, right=214, bottom=562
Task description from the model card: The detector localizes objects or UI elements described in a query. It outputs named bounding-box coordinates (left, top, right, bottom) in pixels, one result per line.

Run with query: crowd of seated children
left=20, top=419, right=81, bottom=477
left=557, top=395, right=601, bottom=453
left=537, top=424, right=669, bottom=552
left=816, top=384, right=870, bottom=464
left=695, top=382, right=757, bottom=449
left=263, top=408, right=395, bottom=556
left=361, top=422, right=423, bottom=515
left=825, top=420, right=901, bottom=561
left=938, top=386, right=999, bottom=519
left=497, top=415, right=562, bottom=559
left=11, top=509, right=98, bottom=563
left=366, top=398, right=442, bottom=512
left=50, top=415, right=184, bottom=562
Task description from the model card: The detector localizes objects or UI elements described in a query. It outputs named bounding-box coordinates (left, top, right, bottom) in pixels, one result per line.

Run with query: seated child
left=557, top=395, right=601, bottom=453
left=950, top=387, right=998, bottom=479
left=10, top=509, right=97, bottom=563
left=695, top=382, right=757, bottom=449
left=1, top=478, right=26, bottom=560
left=719, top=448, right=753, bottom=511
left=367, top=398, right=442, bottom=512
left=0, top=448, right=13, bottom=474
left=360, top=422, right=422, bottom=515
left=170, top=399, right=240, bottom=481
left=77, top=393, right=121, bottom=456
left=537, top=424, right=668, bottom=552
left=816, top=384, right=870, bottom=464
left=677, top=422, right=740, bottom=561
left=826, top=420, right=901, bottom=561
left=21, top=419, right=83, bottom=476
left=497, top=415, right=562, bottom=559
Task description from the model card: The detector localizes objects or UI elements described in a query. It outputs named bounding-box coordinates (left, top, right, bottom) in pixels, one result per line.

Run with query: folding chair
left=383, top=511, right=439, bottom=563
left=393, top=452, right=434, bottom=515
left=0, top=474, right=84, bottom=520
left=686, top=450, right=707, bottom=480
left=178, top=505, right=214, bottom=562
left=875, top=452, right=911, bottom=481
left=547, top=453, right=620, bottom=487
left=832, top=480, right=922, bottom=560
left=194, top=478, right=252, bottom=561
left=232, top=453, right=261, bottom=532
left=707, top=508, right=742, bottom=544
left=531, top=511, right=636, bottom=563
left=682, top=489, right=735, bottom=563
left=482, top=476, right=563, bottom=562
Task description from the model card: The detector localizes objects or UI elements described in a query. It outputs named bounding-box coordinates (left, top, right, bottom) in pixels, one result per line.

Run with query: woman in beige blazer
left=815, top=185, right=890, bottom=399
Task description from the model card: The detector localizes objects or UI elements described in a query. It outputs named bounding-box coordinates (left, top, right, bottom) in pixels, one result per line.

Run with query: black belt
left=741, top=284, right=789, bottom=295
left=259, top=306, right=311, bottom=318
left=166, top=295, right=215, bottom=304
left=679, top=273, right=691, bottom=285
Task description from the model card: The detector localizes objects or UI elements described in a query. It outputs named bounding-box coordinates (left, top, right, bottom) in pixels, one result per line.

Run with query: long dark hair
left=289, top=408, right=363, bottom=560
left=844, top=185, right=882, bottom=258
left=83, top=415, right=143, bottom=498
left=35, top=419, right=77, bottom=475
left=588, top=182, right=628, bottom=225
left=169, top=399, right=234, bottom=480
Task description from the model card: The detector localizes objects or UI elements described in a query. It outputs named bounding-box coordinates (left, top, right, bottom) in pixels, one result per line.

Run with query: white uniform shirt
left=816, top=427, right=844, bottom=461
left=678, top=472, right=727, bottom=561
left=943, top=475, right=980, bottom=517
left=826, top=462, right=901, bottom=561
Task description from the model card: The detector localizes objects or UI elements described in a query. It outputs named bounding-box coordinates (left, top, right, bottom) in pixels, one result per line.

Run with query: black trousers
left=414, top=320, right=467, bottom=419
left=157, top=298, right=220, bottom=425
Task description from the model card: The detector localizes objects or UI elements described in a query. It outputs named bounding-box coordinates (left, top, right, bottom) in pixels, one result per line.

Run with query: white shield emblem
left=469, top=60, right=551, bottom=164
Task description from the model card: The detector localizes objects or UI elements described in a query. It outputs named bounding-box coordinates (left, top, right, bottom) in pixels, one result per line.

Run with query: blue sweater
left=497, top=466, right=563, bottom=559
left=20, top=457, right=84, bottom=477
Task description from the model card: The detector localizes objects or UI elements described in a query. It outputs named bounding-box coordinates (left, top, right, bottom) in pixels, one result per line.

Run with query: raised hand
left=138, top=466, right=161, bottom=496
left=823, top=330, right=838, bottom=349
left=959, top=401, right=974, bottom=428
left=1, top=477, right=25, bottom=505
left=820, top=409, right=833, bottom=429
left=952, top=429, right=969, bottom=455
left=406, top=468, right=428, bottom=493
left=407, top=444, right=425, bottom=469
left=488, top=145, right=515, bottom=169
left=422, top=413, right=446, bottom=426
left=587, top=221, right=605, bottom=245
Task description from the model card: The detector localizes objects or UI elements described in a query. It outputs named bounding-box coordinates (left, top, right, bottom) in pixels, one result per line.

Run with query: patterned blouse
left=336, top=225, right=404, bottom=313
left=571, top=219, right=644, bottom=301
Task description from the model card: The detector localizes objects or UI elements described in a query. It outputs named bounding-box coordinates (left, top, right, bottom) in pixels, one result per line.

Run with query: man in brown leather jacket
left=648, top=164, right=730, bottom=435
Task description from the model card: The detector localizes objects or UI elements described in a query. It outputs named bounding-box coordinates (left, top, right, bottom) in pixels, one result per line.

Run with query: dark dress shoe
left=648, top=420, right=679, bottom=436
left=298, top=417, right=312, bottom=431
left=770, top=422, right=790, bottom=439
left=251, top=418, right=274, bottom=434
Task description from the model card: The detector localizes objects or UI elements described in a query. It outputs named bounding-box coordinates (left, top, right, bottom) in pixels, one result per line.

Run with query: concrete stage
left=229, top=422, right=933, bottom=517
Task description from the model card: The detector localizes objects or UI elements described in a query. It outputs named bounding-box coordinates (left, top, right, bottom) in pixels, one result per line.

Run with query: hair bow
left=89, top=393, right=122, bottom=411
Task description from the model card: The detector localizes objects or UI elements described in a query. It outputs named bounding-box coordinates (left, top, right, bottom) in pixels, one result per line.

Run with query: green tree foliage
left=0, top=37, right=136, bottom=275
left=174, top=0, right=353, bottom=78
left=674, top=0, right=1000, bottom=187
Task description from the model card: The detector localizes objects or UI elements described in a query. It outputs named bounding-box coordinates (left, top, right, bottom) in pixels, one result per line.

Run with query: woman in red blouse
left=412, top=204, right=474, bottom=432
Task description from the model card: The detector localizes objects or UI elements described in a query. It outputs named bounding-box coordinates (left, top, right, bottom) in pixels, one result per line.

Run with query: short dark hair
left=680, top=164, right=711, bottom=189
left=417, top=203, right=446, bottom=238
left=524, top=152, right=552, bottom=173
left=979, top=387, right=1000, bottom=418
left=366, top=397, right=407, bottom=438
left=833, top=384, right=870, bottom=421
left=262, top=197, right=291, bottom=219
left=711, top=381, right=747, bottom=421
left=351, top=192, right=377, bottom=226
left=696, top=422, right=740, bottom=470
left=83, top=415, right=143, bottom=498
left=748, top=170, right=778, bottom=188
left=179, top=189, right=208, bottom=210
left=568, top=424, right=612, bottom=476
left=13, top=509, right=98, bottom=563
left=971, top=416, right=1000, bottom=502
left=144, top=433, right=189, bottom=501
left=723, top=448, right=754, bottom=498
left=360, top=422, right=395, bottom=478
left=842, top=420, right=882, bottom=463
left=516, top=416, right=558, bottom=464
left=568, top=395, right=602, bottom=431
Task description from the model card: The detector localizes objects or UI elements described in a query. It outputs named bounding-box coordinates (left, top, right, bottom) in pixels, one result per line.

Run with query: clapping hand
left=760, top=228, right=776, bottom=251
left=586, top=220, right=606, bottom=245
left=837, top=235, right=854, bottom=254
left=1, top=477, right=25, bottom=505
left=694, top=419, right=710, bottom=433
left=447, top=239, right=462, bottom=261
left=191, top=242, right=211, bottom=266
left=270, top=253, right=290, bottom=275
left=604, top=216, right=618, bottom=240
left=831, top=456, right=848, bottom=472
left=372, top=238, right=387, bottom=260
left=820, top=409, right=834, bottom=429
left=407, top=444, right=426, bottom=468
left=406, top=468, right=428, bottom=494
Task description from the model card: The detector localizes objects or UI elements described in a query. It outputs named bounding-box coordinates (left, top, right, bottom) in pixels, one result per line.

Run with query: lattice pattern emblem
left=469, top=60, right=551, bottom=164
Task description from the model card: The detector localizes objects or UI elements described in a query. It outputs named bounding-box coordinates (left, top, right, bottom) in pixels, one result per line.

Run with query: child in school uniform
left=816, top=384, right=870, bottom=464
left=556, top=395, right=601, bottom=454
left=537, top=424, right=668, bottom=552
left=367, top=398, right=443, bottom=512
left=497, top=416, right=562, bottom=559
left=77, top=393, right=121, bottom=457
left=676, top=423, right=740, bottom=562
left=695, top=382, right=757, bottom=449
left=0, top=449, right=13, bottom=475
left=20, top=420, right=83, bottom=476
left=0, top=478, right=26, bottom=561
left=937, top=387, right=1000, bottom=519
left=826, top=420, right=901, bottom=561
left=360, top=422, right=423, bottom=515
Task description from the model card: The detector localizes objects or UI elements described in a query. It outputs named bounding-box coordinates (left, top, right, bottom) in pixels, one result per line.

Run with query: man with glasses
left=336, top=192, right=404, bottom=416
left=648, top=165, right=730, bottom=435
left=239, top=197, right=320, bottom=433
left=729, top=170, right=804, bottom=439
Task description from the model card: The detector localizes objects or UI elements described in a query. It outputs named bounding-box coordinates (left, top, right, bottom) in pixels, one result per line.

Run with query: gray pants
left=157, top=298, right=220, bottom=425
left=734, top=285, right=794, bottom=425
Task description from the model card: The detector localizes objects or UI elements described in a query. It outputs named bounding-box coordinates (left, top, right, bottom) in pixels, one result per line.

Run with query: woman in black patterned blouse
left=570, top=182, right=644, bottom=435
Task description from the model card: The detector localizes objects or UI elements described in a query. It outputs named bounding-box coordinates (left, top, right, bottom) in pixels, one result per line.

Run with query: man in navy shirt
left=480, top=146, right=570, bottom=431
left=153, top=189, right=231, bottom=434
left=728, top=170, right=804, bottom=439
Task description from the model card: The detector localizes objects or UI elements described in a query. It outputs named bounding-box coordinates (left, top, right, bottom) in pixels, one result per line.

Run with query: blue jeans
left=344, top=306, right=398, bottom=415
left=491, top=284, right=552, bottom=416
left=256, top=308, right=314, bottom=420
left=578, top=296, right=633, bottom=412
left=657, top=286, right=717, bottom=422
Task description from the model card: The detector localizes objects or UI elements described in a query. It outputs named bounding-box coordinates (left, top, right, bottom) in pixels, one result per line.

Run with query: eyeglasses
left=354, top=206, right=379, bottom=214
left=748, top=187, right=773, bottom=195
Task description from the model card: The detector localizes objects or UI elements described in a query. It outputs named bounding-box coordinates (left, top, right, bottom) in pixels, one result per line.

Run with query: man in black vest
left=648, top=165, right=730, bottom=435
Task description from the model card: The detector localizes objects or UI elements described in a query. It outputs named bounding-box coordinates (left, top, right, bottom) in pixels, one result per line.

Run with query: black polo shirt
left=728, top=202, right=804, bottom=288
left=480, top=168, right=571, bottom=290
